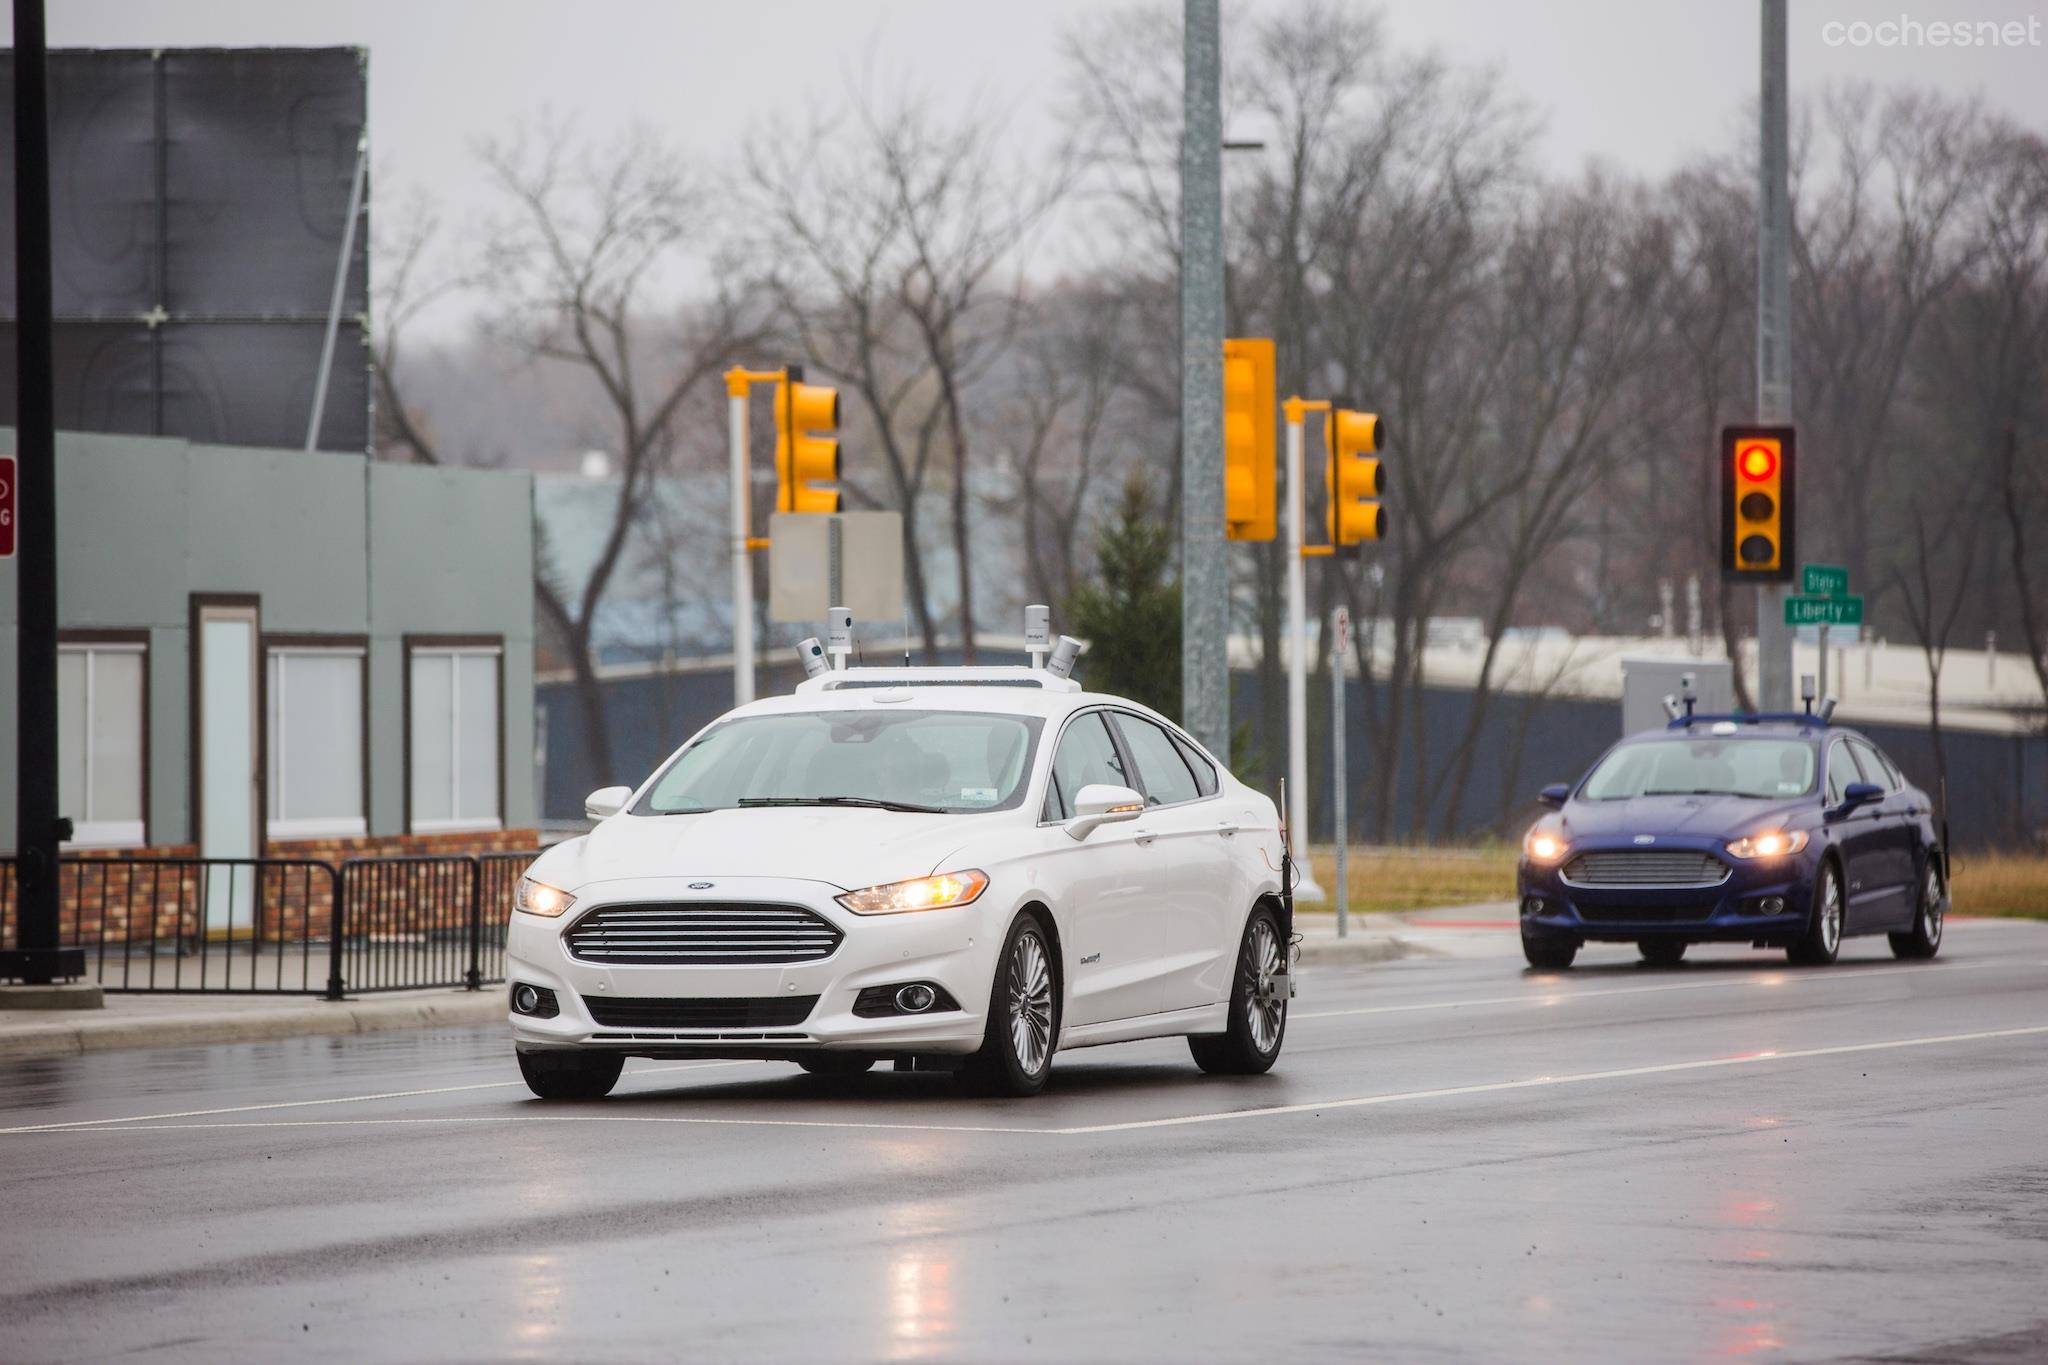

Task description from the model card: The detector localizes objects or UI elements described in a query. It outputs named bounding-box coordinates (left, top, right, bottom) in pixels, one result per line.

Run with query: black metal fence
left=0, top=850, right=539, bottom=998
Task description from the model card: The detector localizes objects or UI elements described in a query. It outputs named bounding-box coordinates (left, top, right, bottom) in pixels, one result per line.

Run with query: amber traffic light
left=775, top=367, right=840, bottom=515
left=1720, top=425, right=1795, bottom=580
left=1222, top=338, right=1277, bottom=542
left=1325, top=407, right=1384, bottom=545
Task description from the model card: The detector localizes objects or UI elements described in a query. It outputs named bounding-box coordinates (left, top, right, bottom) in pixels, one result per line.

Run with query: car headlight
left=836, top=869, right=989, bottom=915
left=1522, top=827, right=1568, bottom=864
left=515, top=876, right=577, bottom=918
left=1726, top=829, right=1809, bottom=859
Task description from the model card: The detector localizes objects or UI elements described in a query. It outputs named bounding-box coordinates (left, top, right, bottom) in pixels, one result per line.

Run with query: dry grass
left=1303, top=844, right=1520, bottom=915
left=1951, top=851, right=2048, bottom=919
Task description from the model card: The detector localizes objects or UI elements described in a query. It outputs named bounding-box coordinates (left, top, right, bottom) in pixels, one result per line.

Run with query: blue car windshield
left=635, top=709, right=1043, bottom=815
left=1581, top=738, right=1816, bottom=801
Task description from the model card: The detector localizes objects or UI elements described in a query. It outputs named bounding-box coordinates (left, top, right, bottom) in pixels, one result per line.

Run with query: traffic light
left=1325, top=407, right=1384, bottom=545
left=1222, top=338, right=1276, bottom=542
left=775, top=367, right=840, bottom=514
left=1720, top=425, right=1796, bottom=580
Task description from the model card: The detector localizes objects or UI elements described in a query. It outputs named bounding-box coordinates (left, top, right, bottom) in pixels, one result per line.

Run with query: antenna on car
left=1680, top=672, right=1697, bottom=721
left=1024, top=604, right=1051, bottom=670
left=796, top=637, right=830, bottom=680
left=826, top=607, right=854, bottom=672
left=1661, top=693, right=1684, bottom=722
left=1800, top=672, right=1817, bottom=715
left=1817, top=696, right=1838, bottom=723
left=1045, top=635, right=1083, bottom=681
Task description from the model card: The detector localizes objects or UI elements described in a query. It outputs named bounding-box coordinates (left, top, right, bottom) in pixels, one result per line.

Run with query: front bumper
left=1516, top=842, right=1815, bottom=943
left=504, top=875, right=1000, bottom=1056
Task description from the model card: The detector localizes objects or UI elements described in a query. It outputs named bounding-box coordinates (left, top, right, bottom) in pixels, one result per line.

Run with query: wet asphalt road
left=4, top=920, right=2048, bottom=1364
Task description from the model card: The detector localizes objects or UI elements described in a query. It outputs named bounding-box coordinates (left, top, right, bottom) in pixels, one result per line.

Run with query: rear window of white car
left=637, top=709, right=1043, bottom=815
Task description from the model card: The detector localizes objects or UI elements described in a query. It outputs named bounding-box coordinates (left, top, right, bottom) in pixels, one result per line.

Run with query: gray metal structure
left=1179, top=0, right=1227, bottom=755
left=1755, top=1, right=1794, bottom=708
left=0, top=48, right=370, bottom=453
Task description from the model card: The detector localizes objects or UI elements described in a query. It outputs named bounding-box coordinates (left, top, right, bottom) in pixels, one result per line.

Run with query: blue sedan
left=1516, top=715, right=1948, bottom=969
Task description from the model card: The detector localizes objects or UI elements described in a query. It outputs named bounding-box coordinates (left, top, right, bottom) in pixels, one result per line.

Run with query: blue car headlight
left=1726, top=830, right=1809, bottom=859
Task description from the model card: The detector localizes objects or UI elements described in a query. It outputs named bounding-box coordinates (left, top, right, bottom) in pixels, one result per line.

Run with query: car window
left=1171, top=733, right=1219, bottom=797
left=1580, top=738, right=1815, bottom=800
left=1848, top=739, right=1895, bottom=792
left=1825, top=740, right=1852, bottom=805
left=1111, top=713, right=1201, bottom=807
left=1046, top=712, right=1128, bottom=821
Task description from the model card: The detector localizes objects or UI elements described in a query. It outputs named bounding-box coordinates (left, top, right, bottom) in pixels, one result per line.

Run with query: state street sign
left=0, top=456, right=14, bottom=559
left=1785, top=594, right=1863, bottom=627
left=1802, top=563, right=1848, bottom=597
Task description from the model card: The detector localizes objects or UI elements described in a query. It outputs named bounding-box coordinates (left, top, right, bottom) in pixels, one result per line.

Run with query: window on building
left=59, top=640, right=147, bottom=846
left=266, top=645, right=366, bottom=838
left=409, top=643, right=502, bottom=831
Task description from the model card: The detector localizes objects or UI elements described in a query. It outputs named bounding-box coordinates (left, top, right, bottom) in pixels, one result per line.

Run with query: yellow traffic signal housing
left=1222, top=338, right=1276, bottom=542
left=1325, top=407, right=1384, bottom=545
left=1720, top=425, right=1796, bottom=580
left=775, top=371, right=840, bottom=514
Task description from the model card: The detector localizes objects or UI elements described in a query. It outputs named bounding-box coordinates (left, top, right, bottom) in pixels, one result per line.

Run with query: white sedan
left=507, top=665, right=1291, bottom=1098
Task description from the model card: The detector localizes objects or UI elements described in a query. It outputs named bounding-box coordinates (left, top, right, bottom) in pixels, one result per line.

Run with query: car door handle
left=1133, top=829, right=1157, bottom=846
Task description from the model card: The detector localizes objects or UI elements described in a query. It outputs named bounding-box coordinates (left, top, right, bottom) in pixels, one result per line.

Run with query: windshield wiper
left=1641, top=788, right=1737, bottom=797
left=737, top=795, right=947, bottom=814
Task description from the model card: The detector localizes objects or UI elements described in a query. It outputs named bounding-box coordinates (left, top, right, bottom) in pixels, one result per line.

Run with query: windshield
left=1580, top=738, right=1816, bottom=801
left=634, top=709, right=1043, bottom=815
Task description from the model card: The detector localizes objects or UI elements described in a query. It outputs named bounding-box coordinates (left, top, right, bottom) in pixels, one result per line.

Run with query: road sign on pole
left=1785, top=594, right=1863, bottom=628
left=1802, top=564, right=1848, bottom=597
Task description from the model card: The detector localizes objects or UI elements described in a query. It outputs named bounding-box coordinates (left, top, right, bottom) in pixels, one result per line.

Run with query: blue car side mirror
left=1537, top=783, right=1571, bottom=810
left=1842, top=781, right=1883, bottom=808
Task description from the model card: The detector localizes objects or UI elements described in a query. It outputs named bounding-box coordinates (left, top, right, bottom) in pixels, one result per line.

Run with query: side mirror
left=1537, top=783, right=1571, bottom=810
left=1065, top=783, right=1146, bottom=841
left=584, top=785, right=632, bottom=820
left=1841, top=781, right=1884, bottom=810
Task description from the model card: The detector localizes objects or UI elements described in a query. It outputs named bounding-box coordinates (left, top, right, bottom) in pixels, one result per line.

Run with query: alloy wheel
left=1923, top=863, right=1944, bottom=946
left=1007, top=930, right=1054, bottom=1075
left=1246, top=916, right=1285, bottom=1053
left=1820, top=870, right=1843, bottom=955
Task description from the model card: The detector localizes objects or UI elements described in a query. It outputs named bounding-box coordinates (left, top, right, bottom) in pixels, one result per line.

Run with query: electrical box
left=1620, top=658, right=1733, bottom=735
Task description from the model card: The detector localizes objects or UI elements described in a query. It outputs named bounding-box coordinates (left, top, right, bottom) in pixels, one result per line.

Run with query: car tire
left=794, top=1054, right=877, bottom=1077
left=1889, top=855, right=1945, bottom=961
left=1638, top=939, right=1687, bottom=966
left=958, top=911, right=1059, bottom=1098
left=1189, top=906, right=1288, bottom=1076
left=517, top=1049, right=624, bottom=1101
left=1522, top=929, right=1578, bottom=970
left=1786, top=861, right=1844, bottom=966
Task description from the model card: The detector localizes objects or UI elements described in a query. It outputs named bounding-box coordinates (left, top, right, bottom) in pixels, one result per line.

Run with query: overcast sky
left=19, top=0, right=2045, bottom=328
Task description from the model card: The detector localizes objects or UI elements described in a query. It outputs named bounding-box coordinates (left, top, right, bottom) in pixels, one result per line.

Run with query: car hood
left=536, top=807, right=990, bottom=893
left=1560, top=794, right=1810, bottom=842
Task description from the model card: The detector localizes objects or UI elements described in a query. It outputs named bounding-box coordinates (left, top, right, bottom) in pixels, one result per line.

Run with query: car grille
left=563, top=902, right=842, bottom=965
left=1562, top=850, right=1729, bottom=888
left=582, top=995, right=819, bottom=1030
left=1576, top=903, right=1716, bottom=924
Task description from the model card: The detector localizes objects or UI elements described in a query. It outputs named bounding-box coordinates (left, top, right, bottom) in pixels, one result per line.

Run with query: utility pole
left=4, top=0, right=85, bottom=986
left=1755, top=0, right=1794, bottom=710
left=1179, top=0, right=1228, bottom=755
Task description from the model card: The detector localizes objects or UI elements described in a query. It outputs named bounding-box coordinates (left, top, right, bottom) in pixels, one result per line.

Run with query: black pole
left=4, top=0, right=84, bottom=985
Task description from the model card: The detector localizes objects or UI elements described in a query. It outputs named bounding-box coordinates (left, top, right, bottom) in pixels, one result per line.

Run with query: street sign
left=0, top=456, right=14, bottom=558
left=1802, top=563, right=1848, bottom=597
left=1785, top=594, right=1863, bottom=627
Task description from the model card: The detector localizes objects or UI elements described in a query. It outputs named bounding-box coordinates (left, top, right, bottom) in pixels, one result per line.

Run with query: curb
left=1295, top=934, right=1440, bottom=966
left=0, top=990, right=506, bottom=1062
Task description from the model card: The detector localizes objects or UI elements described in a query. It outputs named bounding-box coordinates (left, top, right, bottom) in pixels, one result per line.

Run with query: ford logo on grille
left=687, top=881, right=715, bottom=890
left=1633, top=835, right=1656, bottom=845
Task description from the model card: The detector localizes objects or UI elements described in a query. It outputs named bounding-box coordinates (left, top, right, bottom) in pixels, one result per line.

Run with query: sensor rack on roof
left=1665, top=711, right=1829, bottom=731
left=796, top=666, right=1080, bottom=694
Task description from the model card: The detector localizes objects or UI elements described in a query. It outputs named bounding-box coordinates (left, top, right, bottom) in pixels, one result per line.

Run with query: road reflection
left=877, top=1163, right=959, bottom=1361
left=1712, top=1188, right=1784, bottom=1356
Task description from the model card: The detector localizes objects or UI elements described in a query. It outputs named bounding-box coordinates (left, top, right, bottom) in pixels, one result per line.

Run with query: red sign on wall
left=0, top=456, right=14, bottom=558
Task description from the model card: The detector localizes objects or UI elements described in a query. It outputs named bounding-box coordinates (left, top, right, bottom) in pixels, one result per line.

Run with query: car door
left=1106, top=711, right=1235, bottom=1015
left=1824, top=737, right=1891, bottom=932
left=1039, top=710, right=1159, bottom=1028
left=1848, top=738, right=1918, bottom=928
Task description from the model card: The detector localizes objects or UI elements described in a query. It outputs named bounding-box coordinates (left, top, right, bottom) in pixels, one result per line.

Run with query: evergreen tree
left=1065, top=473, right=1182, bottom=721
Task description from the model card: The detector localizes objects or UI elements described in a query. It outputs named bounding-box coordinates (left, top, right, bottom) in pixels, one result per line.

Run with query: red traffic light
left=1737, top=443, right=1778, bottom=481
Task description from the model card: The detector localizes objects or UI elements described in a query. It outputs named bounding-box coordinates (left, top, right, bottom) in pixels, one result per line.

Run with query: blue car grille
left=1562, top=850, right=1729, bottom=888
left=563, top=903, right=842, bottom=965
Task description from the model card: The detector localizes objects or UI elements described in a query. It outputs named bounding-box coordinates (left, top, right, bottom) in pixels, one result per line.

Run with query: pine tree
left=1065, top=473, right=1182, bottom=721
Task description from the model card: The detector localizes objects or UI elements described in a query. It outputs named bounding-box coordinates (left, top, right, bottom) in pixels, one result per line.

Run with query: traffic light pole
left=1754, top=0, right=1794, bottom=709
left=726, top=371, right=759, bottom=707
left=1282, top=406, right=1325, bottom=902
left=1179, top=0, right=1229, bottom=759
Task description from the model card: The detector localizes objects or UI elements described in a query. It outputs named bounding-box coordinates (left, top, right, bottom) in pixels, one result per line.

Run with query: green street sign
left=1802, top=564, right=1849, bottom=597
left=1785, top=594, right=1863, bottom=627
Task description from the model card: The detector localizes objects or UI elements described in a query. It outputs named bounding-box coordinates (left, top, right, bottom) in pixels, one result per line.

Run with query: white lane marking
left=1052, top=1023, right=2048, bottom=1135
left=18, top=1024, right=2048, bottom=1141
left=1294, top=958, right=2005, bottom=1022
left=0, top=1060, right=760, bottom=1136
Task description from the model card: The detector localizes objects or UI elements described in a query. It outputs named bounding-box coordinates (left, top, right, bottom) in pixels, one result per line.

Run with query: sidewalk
left=1293, top=901, right=1519, bottom=966
left=0, top=986, right=505, bottom=1061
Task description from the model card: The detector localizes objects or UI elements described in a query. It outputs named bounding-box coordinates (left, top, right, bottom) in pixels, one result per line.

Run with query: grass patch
left=1952, top=851, right=2048, bottom=919
left=1303, top=844, right=1520, bottom=915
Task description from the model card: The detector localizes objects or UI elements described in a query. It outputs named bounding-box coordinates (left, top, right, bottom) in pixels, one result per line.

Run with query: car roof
left=731, top=682, right=1173, bottom=727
